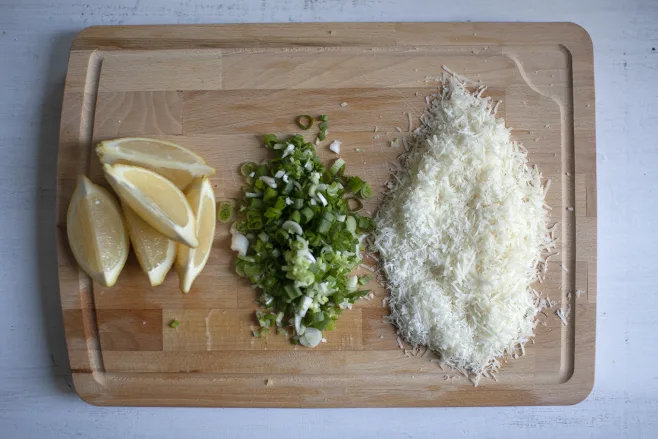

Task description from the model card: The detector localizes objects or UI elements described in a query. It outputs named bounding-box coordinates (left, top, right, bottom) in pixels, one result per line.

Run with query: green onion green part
left=296, top=114, right=315, bottom=130
left=169, top=319, right=180, bottom=328
left=346, top=198, right=363, bottom=212
left=330, top=158, right=346, bottom=175
left=359, top=183, right=373, bottom=199
left=240, top=162, right=257, bottom=177
left=217, top=201, right=234, bottom=223
left=347, top=176, right=365, bottom=193
left=359, top=275, right=373, bottom=285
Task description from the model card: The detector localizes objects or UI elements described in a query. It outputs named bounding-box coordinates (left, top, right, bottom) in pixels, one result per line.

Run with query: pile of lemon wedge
left=66, top=138, right=216, bottom=293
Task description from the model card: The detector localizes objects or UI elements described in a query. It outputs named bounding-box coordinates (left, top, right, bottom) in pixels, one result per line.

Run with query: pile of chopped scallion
left=229, top=124, right=375, bottom=347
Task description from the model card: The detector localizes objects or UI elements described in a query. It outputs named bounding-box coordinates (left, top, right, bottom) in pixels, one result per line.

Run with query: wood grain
left=56, top=23, right=596, bottom=407
left=93, top=91, right=183, bottom=137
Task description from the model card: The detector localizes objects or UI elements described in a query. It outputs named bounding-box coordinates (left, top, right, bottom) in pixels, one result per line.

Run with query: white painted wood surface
left=0, top=0, right=655, bottom=437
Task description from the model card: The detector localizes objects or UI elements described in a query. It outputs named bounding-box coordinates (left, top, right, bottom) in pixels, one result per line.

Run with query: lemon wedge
left=66, top=175, right=129, bottom=287
left=175, top=177, right=216, bottom=293
left=103, top=163, right=199, bottom=248
left=123, top=203, right=176, bottom=287
left=97, top=137, right=215, bottom=190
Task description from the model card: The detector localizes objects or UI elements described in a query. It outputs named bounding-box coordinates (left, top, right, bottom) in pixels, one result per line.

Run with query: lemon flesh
left=97, top=137, right=215, bottom=190
left=175, top=177, right=216, bottom=293
left=67, top=175, right=129, bottom=287
left=103, top=163, right=199, bottom=248
left=123, top=203, right=176, bottom=287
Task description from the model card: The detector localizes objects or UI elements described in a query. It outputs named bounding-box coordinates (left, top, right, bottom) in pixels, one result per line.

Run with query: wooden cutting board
left=56, top=23, right=596, bottom=407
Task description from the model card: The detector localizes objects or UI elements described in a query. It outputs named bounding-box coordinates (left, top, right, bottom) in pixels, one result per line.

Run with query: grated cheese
left=555, top=307, right=569, bottom=326
left=374, top=77, right=553, bottom=383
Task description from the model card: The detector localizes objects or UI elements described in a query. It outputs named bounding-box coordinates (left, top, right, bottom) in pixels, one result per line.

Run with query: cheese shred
left=374, top=77, right=554, bottom=384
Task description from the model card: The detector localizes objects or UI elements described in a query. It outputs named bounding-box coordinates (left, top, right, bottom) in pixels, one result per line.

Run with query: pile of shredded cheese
left=374, top=77, right=554, bottom=384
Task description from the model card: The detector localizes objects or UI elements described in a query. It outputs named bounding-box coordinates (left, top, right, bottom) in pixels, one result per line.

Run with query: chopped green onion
left=263, top=186, right=278, bottom=203
left=292, top=198, right=304, bottom=210
left=169, top=319, right=180, bottom=328
left=263, top=134, right=278, bottom=148
left=236, top=220, right=248, bottom=234
left=359, top=183, right=373, bottom=199
left=358, top=216, right=376, bottom=231
left=322, top=211, right=335, bottom=223
left=282, top=220, right=303, bottom=235
left=330, top=158, right=345, bottom=175
left=217, top=201, right=234, bottom=223
left=319, top=114, right=328, bottom=122
left=345, top=216, right=357, bottom=233
left=231, top=130, right=375, bottom=345
left=347, top=176, right=365, bottom=193
left=296, top=114, right=314, bottom=130
left=283, top=283, right=303, bottom=301
left=346, top=198, right=363, bottom=212
left=289, top=210, right=301, bottom=223
left=240, top=162, right=257, bottom=177
left=301, top=207, right=315, bottom=224
left=346, top=275, right=358, bottom=292
left=317, top=219, right=332, bottom=234
left=282, top=180, right=294, bottom=195
left=359, top=275, right=373, bottom=285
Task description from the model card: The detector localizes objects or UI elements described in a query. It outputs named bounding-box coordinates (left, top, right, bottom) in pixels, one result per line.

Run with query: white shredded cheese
left=555, top=308, right=568, bottom=326
left=374, top=77, right=553, bottom=382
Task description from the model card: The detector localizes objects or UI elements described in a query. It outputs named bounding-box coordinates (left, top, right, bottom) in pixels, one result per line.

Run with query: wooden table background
left=2, top=0, right=657, bottom=437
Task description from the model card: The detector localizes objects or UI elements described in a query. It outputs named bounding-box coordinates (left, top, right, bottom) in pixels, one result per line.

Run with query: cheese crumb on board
left=374, top=77, right=553, bottom=384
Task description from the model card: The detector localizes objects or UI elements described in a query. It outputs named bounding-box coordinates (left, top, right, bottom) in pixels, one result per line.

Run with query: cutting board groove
left=57, top=23, right=596, bottom=407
